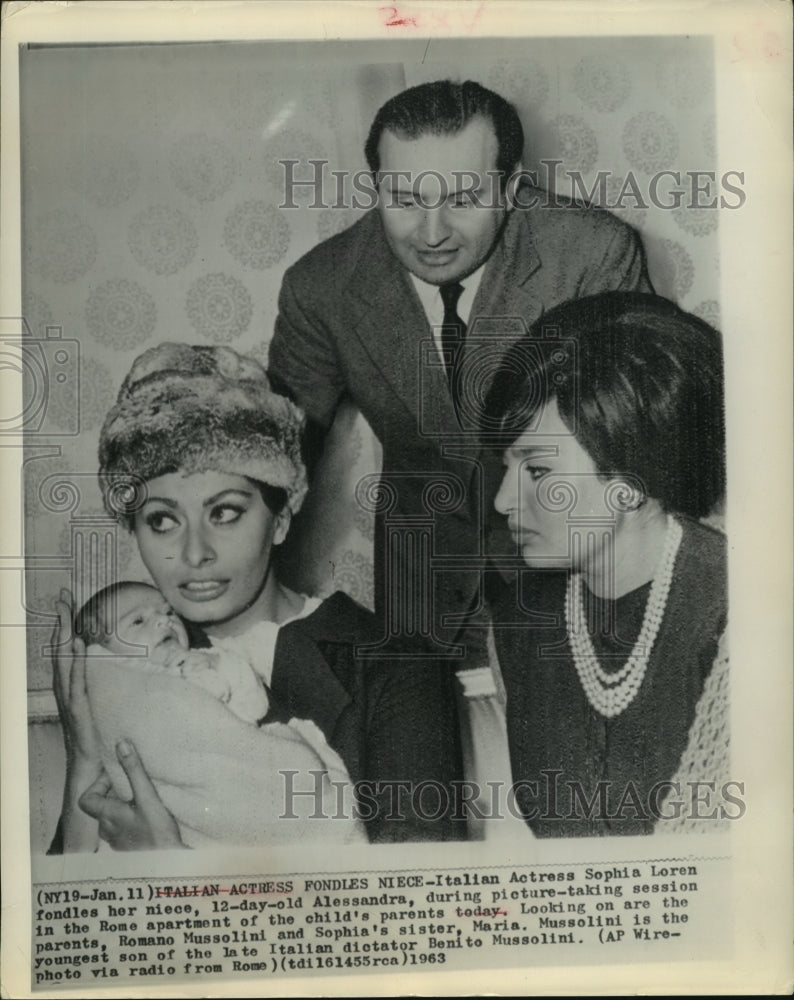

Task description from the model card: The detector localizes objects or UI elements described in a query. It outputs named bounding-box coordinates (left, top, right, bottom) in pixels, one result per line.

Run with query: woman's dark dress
left=487, top=517, right=727, bottom=837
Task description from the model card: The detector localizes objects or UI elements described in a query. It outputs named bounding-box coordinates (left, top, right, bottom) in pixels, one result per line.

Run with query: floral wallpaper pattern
left=21, top=37, right=718, bottom=689
left=128, top=205, right=199, bottom=276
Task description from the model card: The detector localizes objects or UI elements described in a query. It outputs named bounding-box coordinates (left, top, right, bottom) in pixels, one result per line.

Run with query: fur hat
left=98, top=343, right=307, bottom=522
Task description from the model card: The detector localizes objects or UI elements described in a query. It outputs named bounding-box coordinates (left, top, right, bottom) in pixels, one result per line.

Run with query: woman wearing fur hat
left=51, top=343, right=464, bottom=851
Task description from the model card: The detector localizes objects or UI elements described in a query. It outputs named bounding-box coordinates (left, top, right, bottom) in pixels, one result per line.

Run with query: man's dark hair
left=482, top=292, right=726, bottom=520
left=365, top=79, right=524, bottom=184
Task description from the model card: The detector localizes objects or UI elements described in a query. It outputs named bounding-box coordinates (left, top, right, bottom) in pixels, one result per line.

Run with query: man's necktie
left=440, top=282, right=467, bottom=409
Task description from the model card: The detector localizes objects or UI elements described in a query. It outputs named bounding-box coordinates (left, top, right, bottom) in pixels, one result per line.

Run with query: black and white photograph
left=1, top=1, right=791, bottom=996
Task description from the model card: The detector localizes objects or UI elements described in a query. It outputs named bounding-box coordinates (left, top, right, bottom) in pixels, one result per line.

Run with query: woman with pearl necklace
left=483, top=291, right=728, bottom=837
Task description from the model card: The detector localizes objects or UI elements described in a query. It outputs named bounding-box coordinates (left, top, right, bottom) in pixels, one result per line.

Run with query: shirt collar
left=409, top=264, right=486, bottom=323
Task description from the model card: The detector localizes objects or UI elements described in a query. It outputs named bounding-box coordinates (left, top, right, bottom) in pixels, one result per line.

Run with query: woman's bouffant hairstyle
left=365, top=79, right=524, bottom=186
left=98, top=343, right=308, bottom=529
left=482, top=292, right=726, bottom=519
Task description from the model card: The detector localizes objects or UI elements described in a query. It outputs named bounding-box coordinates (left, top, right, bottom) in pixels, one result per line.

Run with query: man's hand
left=79, top=740, right=185, bottom=851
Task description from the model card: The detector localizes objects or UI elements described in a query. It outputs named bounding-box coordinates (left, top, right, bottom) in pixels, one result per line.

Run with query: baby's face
left=102, top=585, right=189, bottom=663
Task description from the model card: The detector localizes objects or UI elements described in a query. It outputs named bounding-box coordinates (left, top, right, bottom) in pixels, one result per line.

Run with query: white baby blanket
left=85, top=651, right=365, bottom=848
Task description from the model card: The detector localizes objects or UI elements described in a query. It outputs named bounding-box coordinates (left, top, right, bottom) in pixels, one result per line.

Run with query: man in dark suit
left=269, top=79, right=653, bottom=659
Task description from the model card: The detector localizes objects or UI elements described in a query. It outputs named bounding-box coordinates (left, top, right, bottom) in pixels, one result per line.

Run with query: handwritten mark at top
left=380, top=5, right=418, bottom=28
left=378, top=3, right=485, bottom=32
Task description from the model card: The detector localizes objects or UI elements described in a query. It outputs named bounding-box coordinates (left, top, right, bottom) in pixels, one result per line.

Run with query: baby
left=73, top=581, right=365, bottom=848
left=74, top=581, right=270, bottom=725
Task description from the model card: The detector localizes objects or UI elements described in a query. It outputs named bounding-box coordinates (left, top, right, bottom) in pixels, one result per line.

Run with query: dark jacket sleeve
left=359, top=656, right=467, bottom=843
left=268, top=266, right=346, bottom=429
left=581, top=215, right=654, bottom=296
left=273, top=593, right=467, bottom=843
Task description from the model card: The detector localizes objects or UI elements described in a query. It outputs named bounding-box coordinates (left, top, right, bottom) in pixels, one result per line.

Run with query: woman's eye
left=145, top=511, right=178, bottom=534
left=132, top=617, right=143, bottom=626
left=525, top=465, right=550, bottom=481
left=211, top=504, right=244, bottom=525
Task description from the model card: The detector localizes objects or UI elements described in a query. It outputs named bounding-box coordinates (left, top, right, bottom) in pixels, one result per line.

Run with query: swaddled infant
left=75, top=581, right=269, bottom=724
left=74, top=581, right=365, bottom=847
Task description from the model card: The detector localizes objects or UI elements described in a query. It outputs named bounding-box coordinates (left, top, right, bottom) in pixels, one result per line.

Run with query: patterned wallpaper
left=20, top=37, right=719, bottom=689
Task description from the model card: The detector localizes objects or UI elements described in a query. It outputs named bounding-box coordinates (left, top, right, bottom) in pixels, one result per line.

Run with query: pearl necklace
left=565, top=515, right=683, bottom=719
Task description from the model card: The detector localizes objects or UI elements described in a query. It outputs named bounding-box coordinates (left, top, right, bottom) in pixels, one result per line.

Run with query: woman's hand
left=52, top=589, right=102, bottom=773
left=79, top=740, right=185, bottom=851
left=52, top=589, right=104, bottom=852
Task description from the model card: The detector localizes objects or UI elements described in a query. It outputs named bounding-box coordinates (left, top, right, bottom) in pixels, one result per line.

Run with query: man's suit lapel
left=341, top=206, right=547, bottom=437
left=342, top=215, right=434, bottom=425
left=342, top=215, right=458, bottom=437
left=468, top=206, right=545, bottom=353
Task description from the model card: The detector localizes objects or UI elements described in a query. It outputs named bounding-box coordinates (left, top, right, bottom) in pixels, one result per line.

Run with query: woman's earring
left=621, top=486, right=646, bottom=512
left=609, top=480, right=646, bottom=513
